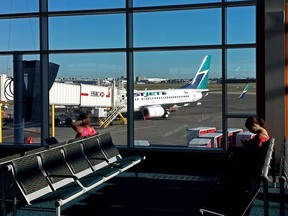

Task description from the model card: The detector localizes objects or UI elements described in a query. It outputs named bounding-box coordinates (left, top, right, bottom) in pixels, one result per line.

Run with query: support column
left=13, top=53, right=24, bottom=144
left=126, top=0, right=134, bottom=148
left=39, top=0, right=50, bottom=145
left=265, top=0, right=285, bottom=162
left=285, top=2, right=288, bottom=137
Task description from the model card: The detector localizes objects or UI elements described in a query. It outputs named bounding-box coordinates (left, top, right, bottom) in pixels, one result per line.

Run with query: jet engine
left=142, top=106, right=169, bottom=119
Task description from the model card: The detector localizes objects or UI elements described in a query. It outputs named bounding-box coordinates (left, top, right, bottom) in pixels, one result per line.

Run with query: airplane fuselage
left=119, top=89, right=206, bottom=112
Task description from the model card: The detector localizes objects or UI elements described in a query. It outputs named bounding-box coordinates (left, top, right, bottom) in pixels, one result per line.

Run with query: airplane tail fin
left=237, top=83, right=249, bottom=99
left=180, top=55, right=211, bottom=89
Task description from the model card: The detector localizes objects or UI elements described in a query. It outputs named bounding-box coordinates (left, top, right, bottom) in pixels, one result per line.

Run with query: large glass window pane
left=48, top=0, right=124, bottom=11
left=50, top=53, right=126, bottom=78
left=49, top=15, right=126, bottom=50
left=134, top=50, right=222, bottom=149
left=49, top=53, right=127, bottom=145
left=227, top=48, right=256, bottom=79
left=0, top=54, right=40, bottom=78
left=227, top=83, right=256, bottom=114
left=226, top=49, right=256, bottom=115
left=0, top=55, right=42, bottom=144
left=0, top=1, right=38, bottom=14
left=227, top=118, right=251, bottom=148
left=0, top=18, right=39, bottom=51
left=226, top=0, right=253, bottom=2
left=0, top=55, right=13, bottom=76
left=134, top=0, right=220, bottom=7
left=227, top=6, right=256, bottom=44
left=134, top=9, right=221, bottom=47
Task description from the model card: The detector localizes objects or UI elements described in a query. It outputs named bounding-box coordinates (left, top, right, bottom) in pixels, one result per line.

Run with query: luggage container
left=188, top=138, right=212, bottom=148
left=186, top=127, right=216, bottom=143
left=134, top=140, right=150, bottom=146
left=198, top=132, right=223, bottom=148
left=216, top=128, right=243, bottom=147
left=235, top=131, right=256, bottom=147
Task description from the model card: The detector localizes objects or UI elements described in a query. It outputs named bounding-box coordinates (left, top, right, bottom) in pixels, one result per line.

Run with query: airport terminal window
left=228, top=118, right=248, bottom=132
left=0, top=54, right=41, bottom=81
left=226, top=48, right=256, bottom=115
left=226, top=48, right=256, bottom=79
left=49, top=53, right=126, bottom=78
left=227, top=83, right=256, bottom=114
left=0, top=1, right=38, bottom=14
left=134, top=50, right=221, bottom=80
left=134, top=0, right=221, bottom=7
left=134, top=9, right=221, bottom=47
left=134, top=50, right=223, bottom=147
left=0, top=0, right=258, bottom=151
left=226, top=0, right=252, bottom=2
left=49, top=53, right=127, bottom=145
left=0, top=56, right=13, bottom=75
left=49, top=15, right=126, bottom=50
left=48, top=0, right=125, bottom=11
left=227, top=118, right=252, bottom=148
left=0, top=18, right=39, bottom=51
left=226, top=6, right=256, bottom=44
left=0, top=54, right=42, bottom=143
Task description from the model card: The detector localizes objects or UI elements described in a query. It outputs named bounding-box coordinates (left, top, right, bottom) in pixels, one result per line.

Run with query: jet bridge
left=0, top=75, right=128, bottom=128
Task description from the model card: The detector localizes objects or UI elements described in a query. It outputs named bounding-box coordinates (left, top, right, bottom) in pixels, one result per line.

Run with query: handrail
left=261, top=138, right=275, bottom=216
left=279, top=138, right=288, bottom=216
left=262, top=138, right=275, bottom=179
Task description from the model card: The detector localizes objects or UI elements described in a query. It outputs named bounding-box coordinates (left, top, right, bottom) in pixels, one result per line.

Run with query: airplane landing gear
left=163, top=111, right=170, bottom=118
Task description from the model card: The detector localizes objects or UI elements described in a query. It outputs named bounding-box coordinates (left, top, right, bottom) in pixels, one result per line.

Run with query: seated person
left=71, top=112, right=96, bottom=138
left=220, top=117, right=270, bottom=190
left=242, top=116, right=270, bottom=149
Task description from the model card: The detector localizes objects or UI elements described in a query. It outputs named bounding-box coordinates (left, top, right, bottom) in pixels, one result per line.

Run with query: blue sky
left=0, top=1, right=256, bottom=79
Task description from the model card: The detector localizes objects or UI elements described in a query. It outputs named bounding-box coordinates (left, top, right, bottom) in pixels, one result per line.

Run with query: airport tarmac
left=1, top=92, right=255, bottom=146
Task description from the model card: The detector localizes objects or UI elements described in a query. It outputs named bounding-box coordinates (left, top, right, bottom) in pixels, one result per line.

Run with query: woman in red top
left=222, top=117, right=270, bottom=192
left=71, top=112, right=96, bottom=138
left=240, top=117, right=271, bottom=182
left=242, top=116, right=270, bottom=149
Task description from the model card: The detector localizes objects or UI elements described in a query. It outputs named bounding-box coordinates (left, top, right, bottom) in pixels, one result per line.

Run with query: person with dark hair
left=236, top=117, right=271, bottom=186
left=219, top=117, right=270, bottom=194
left=242, top=116, right=270, bottom=149
left=71, top=112, right=96, bottom=138
left=210, top=118, right=271, bottom=215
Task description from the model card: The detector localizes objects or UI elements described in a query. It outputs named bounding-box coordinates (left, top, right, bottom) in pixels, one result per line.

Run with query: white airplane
left=121, top=55, right=211, bottom=119
left=237, top=83, right=249, bottom=99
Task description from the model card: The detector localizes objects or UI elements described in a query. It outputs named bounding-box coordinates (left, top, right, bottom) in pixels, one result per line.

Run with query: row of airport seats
left=198, top=138, right=275, bottom=216
left=279, top=138, right=288, bottom=216
left=0, top=132, right=145, bottom=216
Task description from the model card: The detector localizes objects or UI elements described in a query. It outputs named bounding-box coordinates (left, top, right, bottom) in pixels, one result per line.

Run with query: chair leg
left=12, top=183, right=17, bottom=216
left=262, top=178, right=269, bottom=216
left=135, top=165, right=139, bottom=178
left=1, top=169, right=6, bottom=216
left=56, top=205, right=61, bottom=216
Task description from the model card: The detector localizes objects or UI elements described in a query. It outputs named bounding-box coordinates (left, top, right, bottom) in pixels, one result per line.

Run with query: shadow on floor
left=62, top=174, right=214, bottom=216
left=8, top=174, right=284, bottom=216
